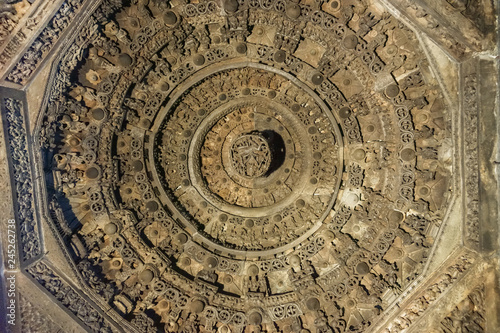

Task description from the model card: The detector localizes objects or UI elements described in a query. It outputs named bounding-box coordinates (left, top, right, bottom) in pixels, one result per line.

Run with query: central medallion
left=151, top=66, right=343, bottom=254
left=201, top=105, right=296, bottom=209
left=230, top=133, right=271, bottom=178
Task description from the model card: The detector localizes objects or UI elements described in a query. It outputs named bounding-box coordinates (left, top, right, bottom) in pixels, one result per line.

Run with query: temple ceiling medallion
left=6, top=0, right=494, bottom=331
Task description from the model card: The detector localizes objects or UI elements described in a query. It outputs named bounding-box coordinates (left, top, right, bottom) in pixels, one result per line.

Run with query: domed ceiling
left=0, top=0, right=498, bottom=332
left=41, top=0, right=454, bottom=330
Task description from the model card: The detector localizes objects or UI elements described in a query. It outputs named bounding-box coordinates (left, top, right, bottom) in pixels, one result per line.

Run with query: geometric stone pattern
left=2, top=98, right=41, bottom=261
left=0, top=0, right=497, bottom=333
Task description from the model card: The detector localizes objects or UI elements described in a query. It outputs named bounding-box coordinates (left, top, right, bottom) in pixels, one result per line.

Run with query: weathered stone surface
left=0, top=1, right=498, bottom=332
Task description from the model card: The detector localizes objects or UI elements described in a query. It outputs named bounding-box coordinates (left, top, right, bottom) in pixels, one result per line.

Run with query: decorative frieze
left=463, top=74, right=479, bottom=249
left=0, top=1, right=52, bottom=74
left=27, top=261, right=115, bottom=333
left=378, top=253, right=475, bottom=332
left=3, top=98, right=41, bottom=261
left=6, top=0, right=86, bottom=85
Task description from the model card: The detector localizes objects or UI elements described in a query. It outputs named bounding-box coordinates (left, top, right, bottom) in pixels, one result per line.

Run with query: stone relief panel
left=375, top=252, right=476, bottom=333
left=383, top=0, right=496, bottom=60
left=0, top=0, right=58, bottom=76
left=26, top=260, right=116, bottom=332
left=0, top=1, right=32, bottom=49
left=0, top=95, right=15, bottom=263
left=463, top=73, right=480, bottom=250
left=5, top=0, right=87, bottom=85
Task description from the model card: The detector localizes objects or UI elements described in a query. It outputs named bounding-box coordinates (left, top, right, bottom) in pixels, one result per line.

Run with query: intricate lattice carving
left=27, top=261, right=114, bottom=332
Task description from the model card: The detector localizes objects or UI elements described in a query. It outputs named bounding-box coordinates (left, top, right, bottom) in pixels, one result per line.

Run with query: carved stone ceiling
left=0, top=0, right=498, bottom=333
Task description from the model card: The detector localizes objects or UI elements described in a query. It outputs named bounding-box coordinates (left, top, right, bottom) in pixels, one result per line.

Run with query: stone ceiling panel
left=0, top=0, right=498, bottom=332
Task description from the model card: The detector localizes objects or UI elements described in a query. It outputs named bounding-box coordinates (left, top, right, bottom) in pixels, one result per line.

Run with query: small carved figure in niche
left=68, top=84, right=98, bottom=107
left=246, top=275, right=266, bottom=294
left=59, top=113, right=87, bottom=133
left=184, top=31, right=200, bottom=56
left=155, top=58, right=171, bottom=75
left=358, top=11, right=379, bottom=37
left=59, top=169, right=84, bottom=190
left=195, top=26, right=211, bottom=51
left=53, top=154, right=70, bottom=170
left=134, top=0, right=154, bottom=23
left=417, top=147, right=438, bottom=160
left=197, top=269, right=218, bottom=283
left=414, top=125, right=433, bottom=140
left=225, top=9, right=249, bottom=42
left=146, top=70, right=161, bottom=85
left=104, top=20, right=131, bottom=44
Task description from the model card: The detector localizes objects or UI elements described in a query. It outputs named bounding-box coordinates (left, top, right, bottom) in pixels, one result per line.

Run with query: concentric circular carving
left=153, top=66, right=342, bottom=252
left=40, top=0, right=454, bottom=331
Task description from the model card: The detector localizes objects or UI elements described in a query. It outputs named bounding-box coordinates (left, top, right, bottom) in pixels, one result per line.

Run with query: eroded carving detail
left=19, top=293, right=64, bottom=333
left=3, top=98, right=41, bottom=261
left=27, top=261, right=114, bottom=332
left=440, top=284, right=485, bottom=333
left=382, top=254, right=475, bottom=333
left=463, top=74, right=479, bottom=249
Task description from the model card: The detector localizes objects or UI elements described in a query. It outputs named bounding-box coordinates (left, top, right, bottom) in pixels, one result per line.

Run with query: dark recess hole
left=260, top=130, right=286, bottom=175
